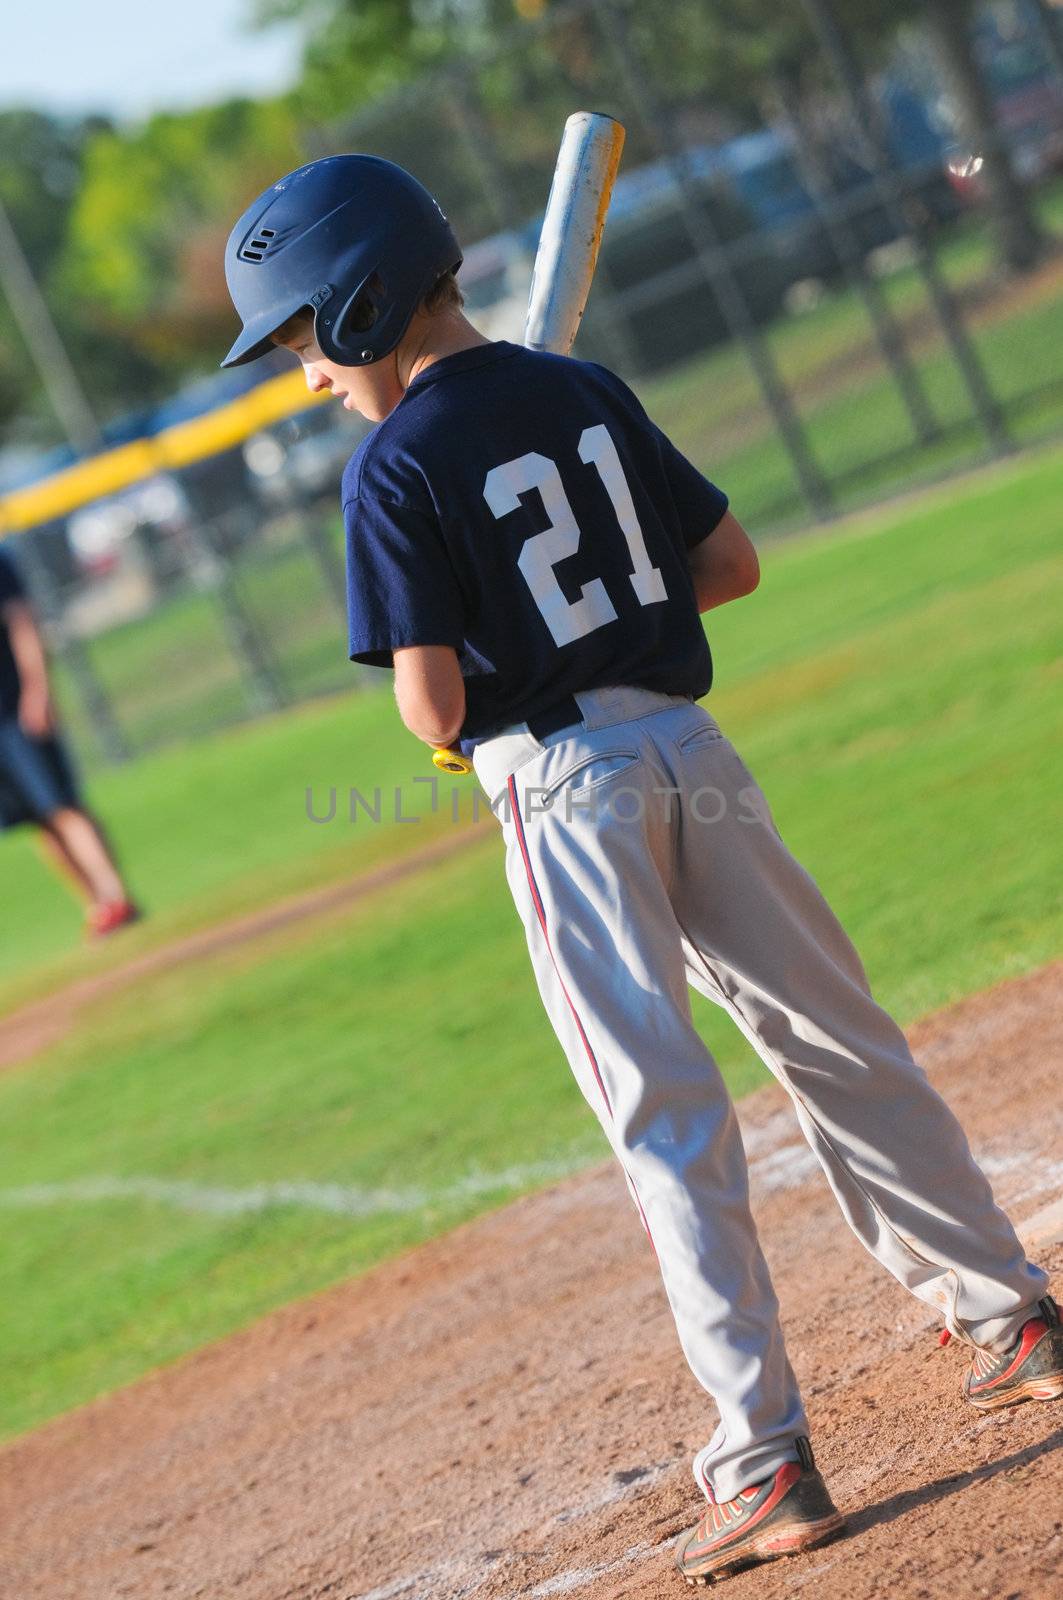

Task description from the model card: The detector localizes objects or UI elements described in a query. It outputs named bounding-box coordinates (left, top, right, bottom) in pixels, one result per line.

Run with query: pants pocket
left=538, top=749, right=641, bottom=807
left=674, top=712, right=725, bottom=756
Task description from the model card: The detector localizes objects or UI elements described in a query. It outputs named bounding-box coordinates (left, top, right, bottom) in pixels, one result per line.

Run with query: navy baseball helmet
left=221, top=155, right=462, bottom=369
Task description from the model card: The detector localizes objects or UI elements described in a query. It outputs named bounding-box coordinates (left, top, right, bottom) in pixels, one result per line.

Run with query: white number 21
left=483, top=424, right=667, bottom=647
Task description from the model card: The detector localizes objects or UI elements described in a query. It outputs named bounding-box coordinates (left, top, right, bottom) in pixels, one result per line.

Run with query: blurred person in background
left=0, top=541, right=140, bottom=938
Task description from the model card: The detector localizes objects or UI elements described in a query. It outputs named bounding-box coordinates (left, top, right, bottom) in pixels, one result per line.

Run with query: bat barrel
left=523, top=111, right=626, bottom=358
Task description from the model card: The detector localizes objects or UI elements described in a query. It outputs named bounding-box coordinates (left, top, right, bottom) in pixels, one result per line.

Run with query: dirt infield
left=1, top=963, right=1061, bottom=1600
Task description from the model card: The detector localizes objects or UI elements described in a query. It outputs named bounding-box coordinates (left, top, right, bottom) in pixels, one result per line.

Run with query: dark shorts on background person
left=0, top=718, right=82, bottom=830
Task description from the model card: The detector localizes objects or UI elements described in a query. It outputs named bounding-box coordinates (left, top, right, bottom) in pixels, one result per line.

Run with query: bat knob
left=432, top=747, right=473, bottom=775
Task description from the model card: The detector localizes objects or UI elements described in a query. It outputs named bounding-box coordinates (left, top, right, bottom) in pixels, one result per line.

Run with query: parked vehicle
left=900, top=0, right=1063, bottom=200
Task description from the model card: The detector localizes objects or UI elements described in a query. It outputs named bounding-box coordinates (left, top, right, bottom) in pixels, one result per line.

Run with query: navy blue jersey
left=342, top=341, right=728, bottom=754
left=0, top=545, right=27, bottom=718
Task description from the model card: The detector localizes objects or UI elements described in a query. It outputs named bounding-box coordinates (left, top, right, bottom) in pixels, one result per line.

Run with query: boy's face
left=272, top=325, right=403, bottom=423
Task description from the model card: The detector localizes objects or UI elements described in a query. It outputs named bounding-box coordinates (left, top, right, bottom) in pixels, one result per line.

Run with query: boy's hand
left=19, top=685, right=56, bottom=739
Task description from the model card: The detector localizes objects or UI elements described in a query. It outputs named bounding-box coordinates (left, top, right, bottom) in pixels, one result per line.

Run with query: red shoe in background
left=87, top=899, right=142, bottom=938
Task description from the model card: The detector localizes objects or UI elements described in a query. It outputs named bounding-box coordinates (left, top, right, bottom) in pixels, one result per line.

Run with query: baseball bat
left=523, top=110, right=626, bottom=358
left=432, top=111, right=626, bottom=777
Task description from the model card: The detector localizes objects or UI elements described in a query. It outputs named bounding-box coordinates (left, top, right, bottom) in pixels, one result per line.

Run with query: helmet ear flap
left=324, top=272, right=385, bottom=364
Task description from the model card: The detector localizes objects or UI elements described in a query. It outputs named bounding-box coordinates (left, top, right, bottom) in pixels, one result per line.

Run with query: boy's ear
left=349, top=296, right=380, bottom=334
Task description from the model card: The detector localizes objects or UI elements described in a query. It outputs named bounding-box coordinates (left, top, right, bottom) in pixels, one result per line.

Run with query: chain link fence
left=12, top=0, right=1063, bottom=767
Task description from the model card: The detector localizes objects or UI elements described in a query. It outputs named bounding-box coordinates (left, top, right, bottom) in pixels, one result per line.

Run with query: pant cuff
left=696, top=1439, right=808, bottom=1504
left=960, top=1297, right=1047, bottom=1355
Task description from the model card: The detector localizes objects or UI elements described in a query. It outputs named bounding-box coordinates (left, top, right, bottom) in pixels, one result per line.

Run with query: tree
left=251, top=0, right=503, bottom=120
left=0, top=111, right=112, bottom=441
left=57, top=98, right=305, bottom=377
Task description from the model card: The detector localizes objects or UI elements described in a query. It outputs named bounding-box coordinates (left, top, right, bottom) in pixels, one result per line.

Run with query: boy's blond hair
left=273, top=270, right=463, bottom=349
left=420, top=270, right=464, bottom=315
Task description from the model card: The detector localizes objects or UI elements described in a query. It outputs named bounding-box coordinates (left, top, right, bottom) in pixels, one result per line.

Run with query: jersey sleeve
left=0, top=547, right=27, bottom=607
left=344, top=494, right=466, bottom=669
left=650, top=425, right=730, bottom=551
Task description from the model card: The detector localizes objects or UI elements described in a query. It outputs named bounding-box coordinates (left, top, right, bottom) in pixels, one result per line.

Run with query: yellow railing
left=0, top=368, right=328, bottom=536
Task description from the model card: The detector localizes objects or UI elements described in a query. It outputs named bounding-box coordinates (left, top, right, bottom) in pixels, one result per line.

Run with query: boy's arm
left=393, top=644, right=466, bottom=749
left=640, top=412, right=754, bottom=611
left=685, top=511, right=760, bottom=614
left=344, top=493, right=466, bottom=750
left=2, top=597, right=55, bottom=737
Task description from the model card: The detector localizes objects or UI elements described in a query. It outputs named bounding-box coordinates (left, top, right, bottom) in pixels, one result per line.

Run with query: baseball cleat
left=86, top=899, right=142, bottom=938
left=962, top=1295, right=1063, bottom=1412
left=674, top=1443, right=845, bottom=1586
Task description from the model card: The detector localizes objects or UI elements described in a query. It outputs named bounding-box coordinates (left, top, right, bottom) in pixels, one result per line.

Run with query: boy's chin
left=338, top=393, right=378, bottom=421
left=360, top=399, right=397, bottom=423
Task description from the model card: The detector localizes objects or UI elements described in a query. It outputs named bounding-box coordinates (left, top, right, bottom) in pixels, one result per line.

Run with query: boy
left=0, top=541, right=139, bottom=937
left=221, top=155, right=1062, bottom=1585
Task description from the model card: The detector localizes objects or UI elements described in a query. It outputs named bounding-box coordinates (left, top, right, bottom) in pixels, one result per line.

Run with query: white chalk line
left=526, top=1540, right=658, bottom=1597
left=0, top=1153, right=603, bottom=1221
left=552, top=1458, right=678, bottom=1525
left=738, top=1108, right=797, bottom=1161
left=2, top=1135, right=1057, bottom=1225
left=748, top=1141, right=820, bottom=1194
left=354, top=1538, right=662, bottom=1600
left=352, top=1463, right=675, bottom=1600
left=1019, top=1194, right=1063, bottom=1248
left=980, top=1151, right=1063, bottom=1208
left=0, top=1139, right=822, bottom=1223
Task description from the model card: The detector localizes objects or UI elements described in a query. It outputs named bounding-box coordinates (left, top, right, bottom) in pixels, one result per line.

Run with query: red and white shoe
left=86, top=899, right=142, bottom=938
left=962, top=1296, right=1063, bottom=1412
left=675, top=1440, right=845, bottom=1586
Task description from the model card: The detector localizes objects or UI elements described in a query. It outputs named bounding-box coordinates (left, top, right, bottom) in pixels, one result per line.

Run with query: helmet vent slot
left=239, top=226, right=280, bottom=263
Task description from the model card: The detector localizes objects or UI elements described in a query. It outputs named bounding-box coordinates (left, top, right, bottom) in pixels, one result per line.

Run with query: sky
left=0, top=0, right=302, bottom=121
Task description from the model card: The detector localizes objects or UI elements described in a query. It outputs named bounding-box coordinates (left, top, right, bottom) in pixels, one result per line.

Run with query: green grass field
left=0, top=682, right=475, bottom=1006
left=1, top=442, right=1061, bottom=1443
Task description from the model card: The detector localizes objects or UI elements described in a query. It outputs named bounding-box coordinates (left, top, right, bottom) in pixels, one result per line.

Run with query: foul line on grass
left=2, top=1136, right=1060, bottom=1227
left=0, top=1132, right=825, bottom=1222
left=0, top=1154, right=603, bottom=1220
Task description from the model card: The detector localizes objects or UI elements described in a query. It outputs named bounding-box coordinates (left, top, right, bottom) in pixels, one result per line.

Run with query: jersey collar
left=405, top=339, right=521, bottom=394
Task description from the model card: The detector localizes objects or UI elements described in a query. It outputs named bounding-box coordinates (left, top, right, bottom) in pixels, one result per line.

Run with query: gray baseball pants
left=471, top=684, right=1047, bottom=1502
